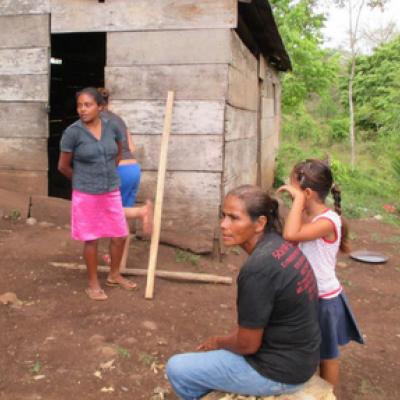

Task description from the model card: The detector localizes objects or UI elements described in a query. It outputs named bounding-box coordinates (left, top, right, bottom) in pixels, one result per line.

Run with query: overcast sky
left=320, top=0, right=400, bottom=51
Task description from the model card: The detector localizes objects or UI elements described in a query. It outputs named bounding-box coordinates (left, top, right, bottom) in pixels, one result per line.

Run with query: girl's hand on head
left=277, top=184, right=303, bottom=199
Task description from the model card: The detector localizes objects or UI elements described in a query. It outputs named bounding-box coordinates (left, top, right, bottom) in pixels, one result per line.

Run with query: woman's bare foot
left=141, top=200, right=153, bottom=237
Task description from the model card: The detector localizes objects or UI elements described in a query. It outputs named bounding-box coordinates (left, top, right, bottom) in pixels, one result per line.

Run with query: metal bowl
left=349, top=250, right=389, bottom=264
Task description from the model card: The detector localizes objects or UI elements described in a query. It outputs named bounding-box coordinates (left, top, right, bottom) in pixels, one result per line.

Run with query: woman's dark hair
left=75, top=87, right=104, bottom=106
left=227, top=185, right=282, bottom=234
left=97, top=87, right=110, bottom=105
left=292, top=159, right=350, bottom=252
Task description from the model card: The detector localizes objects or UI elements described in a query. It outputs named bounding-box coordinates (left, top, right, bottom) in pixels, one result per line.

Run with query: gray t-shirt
left=60, top=117, right=125, bottom=194
left=101, top=110, right=134, bottom=161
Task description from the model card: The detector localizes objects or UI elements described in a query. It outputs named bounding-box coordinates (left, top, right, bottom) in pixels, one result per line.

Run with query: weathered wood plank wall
left=223, top=32, right=258, bottom=195
left=107, top=30, right=233, bottom=66
left=0, top=48, right=48, bottom=75
left=138, top=171, right=221, bottom=253
left=0, top=15, right=49, bottom=48
left=51, top=0, right=237, bottom=33
left=105, top=65, right=229, bottom=101
left=106, top=26, right=280, bottom=251
left=0, top=6, right=49, bottom=195
left=0, top=0, right=282, bottom=252
left=106, top=27, right=240, bottom=252
left=111, top=100, right=225, bottom=135
left=0, top=0, right=49, bottom=15
left=133, top=135, right=223, bottom=171
left=0, top=104, right=48, bottom=138
left=260, top=65, right=281, bottom=189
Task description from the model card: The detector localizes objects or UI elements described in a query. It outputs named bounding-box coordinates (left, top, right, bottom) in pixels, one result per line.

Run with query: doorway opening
left=48, top=32, right=106, bottom=199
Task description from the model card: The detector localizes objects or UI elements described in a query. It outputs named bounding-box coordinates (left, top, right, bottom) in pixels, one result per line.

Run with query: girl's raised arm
left=277, top=184, right=335, bottom=242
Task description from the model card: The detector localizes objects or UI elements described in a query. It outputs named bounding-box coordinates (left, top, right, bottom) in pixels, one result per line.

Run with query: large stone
left=201, top=376, right=335, bottom=400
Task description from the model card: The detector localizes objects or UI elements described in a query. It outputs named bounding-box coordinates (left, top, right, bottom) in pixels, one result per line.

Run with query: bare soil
left=0, top=197, right=399, bottom=400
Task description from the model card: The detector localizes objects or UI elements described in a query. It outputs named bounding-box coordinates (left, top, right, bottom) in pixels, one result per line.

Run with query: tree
left=269, top=0, right=338, bottom=112
left=361, top=20, right=398, bottom=50
left=333, top=0, right=388, bottom=168
left=353, top=35, right=400, bottom=137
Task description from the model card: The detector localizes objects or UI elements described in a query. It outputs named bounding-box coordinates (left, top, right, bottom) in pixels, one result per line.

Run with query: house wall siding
left=0, top=10, right=49, bottom=195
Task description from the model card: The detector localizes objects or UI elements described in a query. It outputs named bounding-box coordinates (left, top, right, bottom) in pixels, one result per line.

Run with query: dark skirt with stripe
left=319, top=291, right=364, bottom=360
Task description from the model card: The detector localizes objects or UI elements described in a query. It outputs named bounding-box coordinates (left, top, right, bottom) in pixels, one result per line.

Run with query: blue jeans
left=166, top=350, right=303, bottom=400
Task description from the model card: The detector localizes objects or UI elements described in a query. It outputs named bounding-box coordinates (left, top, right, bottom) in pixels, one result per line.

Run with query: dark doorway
left=48, top=32, right=106, bottom=199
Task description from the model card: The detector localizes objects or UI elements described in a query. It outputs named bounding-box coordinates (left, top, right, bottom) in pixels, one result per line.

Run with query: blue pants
left=117, top=163, right=141, bottom=207
left=166, top=350, right=303, bottom=400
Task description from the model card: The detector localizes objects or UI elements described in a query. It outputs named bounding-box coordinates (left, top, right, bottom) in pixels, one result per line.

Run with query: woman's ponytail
left=265, top=196, right=282, bottom=235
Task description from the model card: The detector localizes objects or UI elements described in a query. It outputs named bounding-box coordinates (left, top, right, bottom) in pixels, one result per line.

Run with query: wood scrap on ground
left=49, top=262, right=232, bottom=285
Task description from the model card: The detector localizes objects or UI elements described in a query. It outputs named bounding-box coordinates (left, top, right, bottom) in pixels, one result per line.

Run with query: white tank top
left=299, top=209, right=342, bottom=299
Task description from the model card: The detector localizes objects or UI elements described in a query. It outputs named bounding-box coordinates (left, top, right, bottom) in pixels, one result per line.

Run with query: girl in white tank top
left=278, top=159, right=363, bottom=389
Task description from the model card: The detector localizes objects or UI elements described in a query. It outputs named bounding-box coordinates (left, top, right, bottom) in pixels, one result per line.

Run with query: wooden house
left=0, top=0, right=290, bottom=252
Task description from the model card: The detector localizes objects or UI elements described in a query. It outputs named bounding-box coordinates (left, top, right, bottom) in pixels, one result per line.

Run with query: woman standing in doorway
left=58, top=87, right=137, bottom=300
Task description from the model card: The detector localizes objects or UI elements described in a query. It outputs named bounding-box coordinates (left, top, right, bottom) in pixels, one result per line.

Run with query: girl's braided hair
left=292, top=159, right=350, bottom=252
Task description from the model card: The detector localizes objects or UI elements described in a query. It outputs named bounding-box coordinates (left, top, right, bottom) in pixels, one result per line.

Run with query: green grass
left=116, top=346, right=131, bottom=359
left=138, top=352, right=157, bottom=366
left=10, top=209, right=21, bottom=221
left=30, top=360, right=41, bottom=374
left=370, top=233, right=400, bottom=244
left=175, top=249, right=200, bottom=266
left=275, top=139, right=400, bottom=226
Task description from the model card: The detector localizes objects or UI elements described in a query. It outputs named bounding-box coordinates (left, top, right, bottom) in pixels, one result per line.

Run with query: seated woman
left=166, top=185, right=321, bottom=399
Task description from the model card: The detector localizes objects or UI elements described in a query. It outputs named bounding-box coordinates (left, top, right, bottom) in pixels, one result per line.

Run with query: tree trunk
left=349, top=57, right=356, bottom=169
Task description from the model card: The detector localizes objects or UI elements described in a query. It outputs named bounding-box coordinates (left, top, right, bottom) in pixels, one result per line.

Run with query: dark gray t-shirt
left=60, top=117, right=125, bottom=194
left=238, top=233, right=320, bottom=385
left=101, top=110, right=134, bottom=161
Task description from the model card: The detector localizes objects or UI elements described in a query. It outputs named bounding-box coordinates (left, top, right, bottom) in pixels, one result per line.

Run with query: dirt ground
left=0, top=197, right=399, bottom=400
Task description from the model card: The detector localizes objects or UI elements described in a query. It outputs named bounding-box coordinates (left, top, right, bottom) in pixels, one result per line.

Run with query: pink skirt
left=71, top=189, right=128, bottom=241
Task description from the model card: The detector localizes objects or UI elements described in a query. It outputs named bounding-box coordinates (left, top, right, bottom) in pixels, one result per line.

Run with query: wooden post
left=145, top=91, right=174, bottom=299
left=119, top=233, right=132, bottom=273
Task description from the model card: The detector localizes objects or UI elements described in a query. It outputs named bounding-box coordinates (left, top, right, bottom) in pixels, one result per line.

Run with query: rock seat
left=201, top=375, right=335, bottom=400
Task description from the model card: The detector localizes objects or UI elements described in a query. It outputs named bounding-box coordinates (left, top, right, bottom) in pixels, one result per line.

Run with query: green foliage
left=175, top=249, right=200, bottom=266
left=270, top=2, right=399, bottom=224
left=10, top=209, right=21, bottom=221
left=328, top=117, right=349, bottom=141
left=269, top=0, right=339, bottom=111
left=138, top=352, right=157, bottom=366
left=392, top=155, right=400, bottom=180
left=30, top=361, right=41, bottom=374
left=282, top=106, right=322, bottom=142
left=352, top=35, right=400, bottom=138
left=117, top=346, right=131, bottom=359
left=275, top=141, right=399, bottom=224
